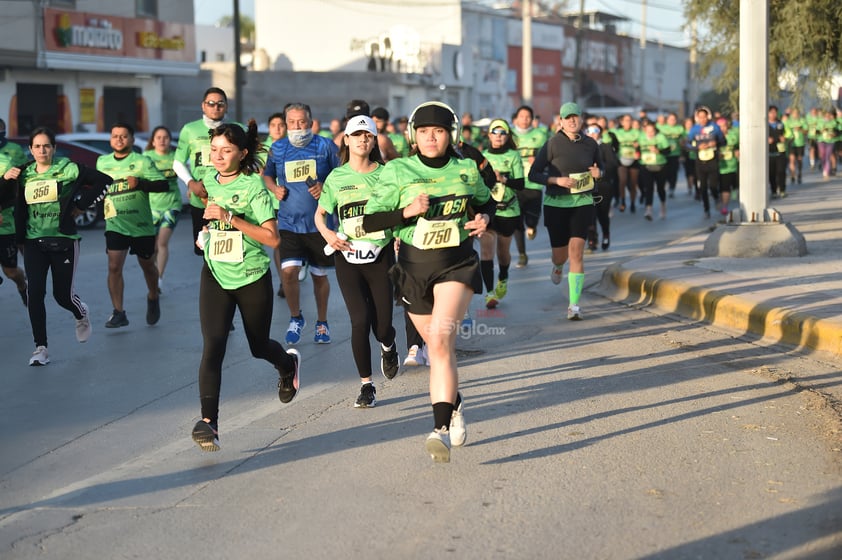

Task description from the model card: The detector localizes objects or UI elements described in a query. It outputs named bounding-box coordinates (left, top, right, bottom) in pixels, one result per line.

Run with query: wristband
left=226, top=211, right=233, bottom=224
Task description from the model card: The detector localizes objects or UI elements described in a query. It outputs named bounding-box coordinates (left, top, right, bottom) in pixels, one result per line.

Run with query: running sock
left=432, top=402, right=455, bottom=431
left=499, top=264, right=509, bottom=281
left=480, top=260, right=494, bottom=292
left=568, top=272, right=585, bottom=306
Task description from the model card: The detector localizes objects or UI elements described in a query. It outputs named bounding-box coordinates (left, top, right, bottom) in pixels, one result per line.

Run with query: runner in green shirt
left=262, top=111, right=287, bottom=298
left=658, top=113, right=685, bottom=198
left=0, top=118, right=28, bottom=304
left=637, top=120, right=671, bottom=220
left=480, top=118, right=524, bottom=309
left=612, top=114, right=641, bottom=213
left=189, top=120, right=300, bottom=452
left=784, top=108, right=806, bottom=184
left=0, top=127, right=111, bottom=366
left=315, top=115, right=399, bottom=408
left=173, top=87, right=242, bottom=256
left=97, top=123, right=168, bottom=329
left=717, top=118, right=739, bottom=215
left=363, top=101, right=496, bottom=463
left=143, top=125, right=182, bottom=291
left=511, top=105, right=548, bottom=268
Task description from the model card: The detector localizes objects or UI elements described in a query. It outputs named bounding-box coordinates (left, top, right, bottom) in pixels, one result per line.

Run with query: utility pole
left=688, top=18, right=697, bottom=114
left=233, top=0, right=243, bottom=122
left=573, top=0, right=585, bottom=105
left=521, top=0, right=533, bottom=106
left=638, top=0, right=646, bottom=107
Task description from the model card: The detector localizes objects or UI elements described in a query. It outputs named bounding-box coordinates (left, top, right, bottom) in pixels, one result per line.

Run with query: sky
left=192, top=0, right=688, bottom=47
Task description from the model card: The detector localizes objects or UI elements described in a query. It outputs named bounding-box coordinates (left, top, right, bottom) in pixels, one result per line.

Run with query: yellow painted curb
left=600, top=264, right=842, bottom=359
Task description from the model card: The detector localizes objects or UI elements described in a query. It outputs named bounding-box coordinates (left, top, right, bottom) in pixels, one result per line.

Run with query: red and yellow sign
left=43, top=8, right=195, bottom=62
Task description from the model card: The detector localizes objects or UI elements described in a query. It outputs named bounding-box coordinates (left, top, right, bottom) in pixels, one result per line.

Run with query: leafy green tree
left=217, top=14, right=255, bottom=44
left=684, top=0, right=842, bottom=109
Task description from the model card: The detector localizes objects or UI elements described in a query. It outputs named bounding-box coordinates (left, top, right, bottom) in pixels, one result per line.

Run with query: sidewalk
left=598, top=173, right=842, bottom=369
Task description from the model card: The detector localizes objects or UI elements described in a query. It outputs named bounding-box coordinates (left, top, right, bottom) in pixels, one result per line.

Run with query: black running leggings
left=695, top=160, right=719, bottom=213
left=198, top=265, right=295, bottom=423
left=334, top=249, right=396, bottom=378
left=24, top=238, right=86, bottom=347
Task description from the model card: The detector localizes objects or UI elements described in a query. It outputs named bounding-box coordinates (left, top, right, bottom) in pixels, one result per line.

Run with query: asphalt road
left=1, top=184, right=840, bottom=559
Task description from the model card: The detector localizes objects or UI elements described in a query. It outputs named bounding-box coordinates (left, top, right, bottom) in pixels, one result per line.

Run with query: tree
left=684, top=0, right=842, bottom=110
left=217, top=14, right=255, bottom=45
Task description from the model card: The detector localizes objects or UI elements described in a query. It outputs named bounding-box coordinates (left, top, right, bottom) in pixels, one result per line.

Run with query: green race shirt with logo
left=718, top=128, right=740, bottom=175
left=175, top=119, right=243, bottom=208
left=320, top=163, right=391, bottom=249
left=96, top=152, right=165, bottom=237
left=482, top=148, right=523, bottom=219
left=513, top=127, right=548, bottom=191
left=19, top=158, right=81, bottom=240
left=0, top=141, right=27, bottom=235
left=143, top=149, right=182, bottom=214
left=636, top=133, right=670, bottom=167
left=658, top=123, right=685, bottom=157
left=365, top=155, right=490, bottom=249
left=612, top=128, right=641, bottom=165
left=203, top=172, right=276, bottom=290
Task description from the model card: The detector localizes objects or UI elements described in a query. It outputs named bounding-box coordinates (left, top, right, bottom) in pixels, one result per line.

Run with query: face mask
left=203, top=115, right=224, bottom=129
left=287, top=128, right=313, bottom=148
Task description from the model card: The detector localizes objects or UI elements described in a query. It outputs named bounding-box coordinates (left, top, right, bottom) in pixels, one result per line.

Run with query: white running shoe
left=551, top=266, right=563, bottom=285
left=567, top=305, right=582, bottom=320
left=75, top=302, right=91, bottom=343
left=425, top=428, right=451, bottom=463
left=403, top=344, right=422, bottom=367
left=450, top=394, right=466, bottom=447
left=29, top=345, right=49, bottom=366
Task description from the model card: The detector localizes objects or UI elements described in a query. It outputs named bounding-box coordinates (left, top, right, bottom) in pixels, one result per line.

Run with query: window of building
left=136, top=0, right=157, bottom=18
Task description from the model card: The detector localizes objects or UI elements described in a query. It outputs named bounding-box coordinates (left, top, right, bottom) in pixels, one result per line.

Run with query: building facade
left=0, top=0, right=197, bottom=136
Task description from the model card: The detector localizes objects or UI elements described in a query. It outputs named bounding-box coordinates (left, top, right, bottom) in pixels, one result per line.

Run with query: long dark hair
left=208, top=120, right=264, bottom=175
left=339, top=134, right=384, bottom=165
left=145, top=125, right=172, bottom=152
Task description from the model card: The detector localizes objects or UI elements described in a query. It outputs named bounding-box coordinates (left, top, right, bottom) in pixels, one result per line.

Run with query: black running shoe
left=105, top=309, right=129, bottom=328
left=354, top=383, right=377, bottom=408
left=278, top=349, right=300, bottom=403
left=146, top=297, right=160, bottom=325
left=192, top=419, right=220, bottom=452
left=380, top=344, right=400, bottom=380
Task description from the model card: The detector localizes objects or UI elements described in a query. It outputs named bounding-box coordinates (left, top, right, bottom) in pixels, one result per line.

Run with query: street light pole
left=233, top=0, right=243, bottom=123
left=521, top=0, right=533, bottom=106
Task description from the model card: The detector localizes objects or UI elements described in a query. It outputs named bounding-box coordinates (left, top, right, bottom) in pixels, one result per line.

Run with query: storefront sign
left=44, top=8, right=195, bottom=62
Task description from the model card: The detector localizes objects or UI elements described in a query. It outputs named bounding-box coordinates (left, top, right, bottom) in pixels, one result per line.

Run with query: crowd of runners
left=2, top=90, right=841, bottom=462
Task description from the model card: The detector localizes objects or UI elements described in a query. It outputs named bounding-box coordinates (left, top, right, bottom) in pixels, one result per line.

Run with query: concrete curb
left=599, top=262, right=842, bottom=360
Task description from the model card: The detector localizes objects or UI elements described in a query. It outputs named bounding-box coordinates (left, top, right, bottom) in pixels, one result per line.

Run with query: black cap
left=346, top=99, right=370, bottom=119
left=412, top=104, right=455, bottom=129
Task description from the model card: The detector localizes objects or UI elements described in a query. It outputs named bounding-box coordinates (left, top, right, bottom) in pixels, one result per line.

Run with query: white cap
left=344, top=115, right=378, bottom=136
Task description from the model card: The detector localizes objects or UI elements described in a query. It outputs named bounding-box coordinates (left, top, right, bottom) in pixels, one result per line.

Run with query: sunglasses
left=489, top=129, right=508, bottom=136
left=204, top=100, right=227, bottom=108
left=586, top=127, right=601, bottom=135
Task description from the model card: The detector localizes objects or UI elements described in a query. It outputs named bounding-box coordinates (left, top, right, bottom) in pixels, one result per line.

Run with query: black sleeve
left=138, top=179, right=170, bottom=193
left=74, top=165, right=112, bottom=210
left=460, top=143, right=496, bottom=188
left=505, top=177, right=525, bottom=191
left=527, top=144, right=551, bottom=186
left=362, top=209, right=407, bottom=233
left=471, top=195, right=497, bottom=219
left=0, top=177, right=16, bottom=209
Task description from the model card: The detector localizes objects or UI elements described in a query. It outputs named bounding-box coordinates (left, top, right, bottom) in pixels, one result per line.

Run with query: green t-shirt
left=365, top=155, right=490, bottom=249
left=175, top=119, right=244, bottom=208
left=718, top=128, right=740, bottom=175
left=658, top=123, right=685, bottom=157
left=0, top=141, right=28, bottom=235
left=513, top=127, right=548, bottom=191
left=805, top=113, right=819, bottom=139
left=143, top=149, right=182, bottom=214
left=388, top=132, right=410, bottom=158
left=637, top=133, right=670, bottom=167
left=320, top=163, right=391, bottom=249
left=612, top=128, right=641, bottom=164
left=19, top=158, right=81, bottom=240
left=817, top=118, right=837, bottom=143
left=203, top=172, right=276, bottom=290
left=784, top=118, right=806, bottom=148
left=482, top=148, right=523, bottom=219
left=97, top=152, right=165, bottom=237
